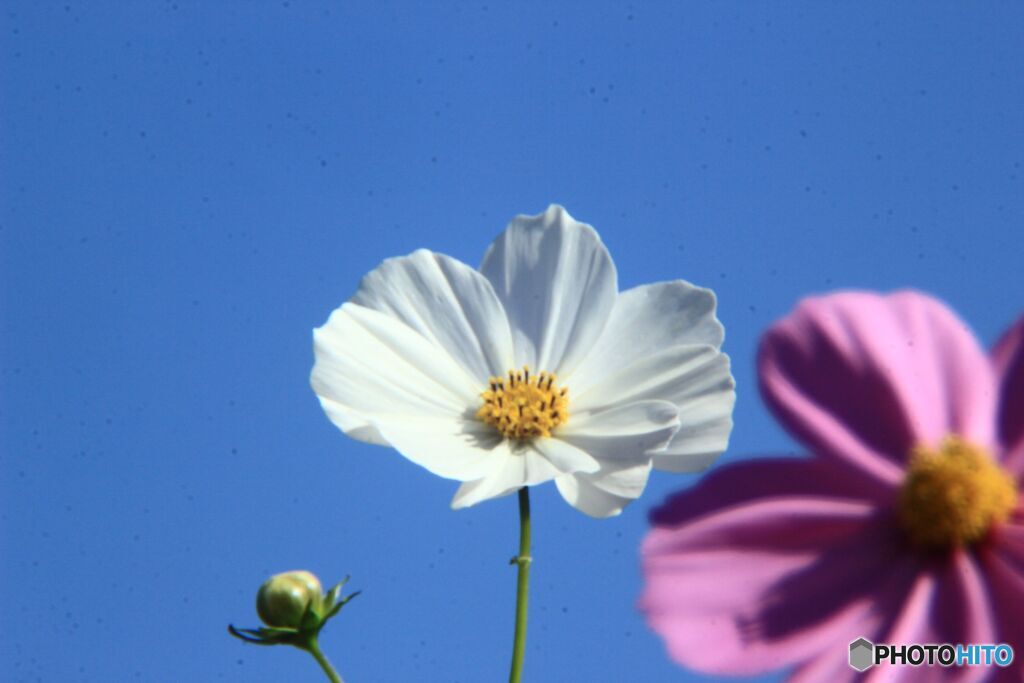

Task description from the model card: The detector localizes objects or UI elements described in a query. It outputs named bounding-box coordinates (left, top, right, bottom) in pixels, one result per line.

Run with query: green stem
left=305, top=635, right=344, bottom=683
left=508, top=487, right=532, bottom=683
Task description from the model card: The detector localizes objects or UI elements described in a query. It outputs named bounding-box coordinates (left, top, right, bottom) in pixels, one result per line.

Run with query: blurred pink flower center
left=897, top=435, right=1017, bottom=550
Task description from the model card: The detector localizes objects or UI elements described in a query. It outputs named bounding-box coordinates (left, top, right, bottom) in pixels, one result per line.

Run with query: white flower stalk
left=311, top=205, right=735, bottom=517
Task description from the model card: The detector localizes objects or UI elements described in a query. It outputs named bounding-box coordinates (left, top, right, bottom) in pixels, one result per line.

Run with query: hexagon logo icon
left=849, top=637, right=875, bottom=671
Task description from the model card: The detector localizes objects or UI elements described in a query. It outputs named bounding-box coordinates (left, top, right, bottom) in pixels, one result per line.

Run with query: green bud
left=256, top=570, right=323, bottom=629
left=230, top=571, right=357, bottom=649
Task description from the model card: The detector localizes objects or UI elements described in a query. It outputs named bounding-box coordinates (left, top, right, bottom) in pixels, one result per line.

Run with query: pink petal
left=990, top=507, right=1024, bottom=568
left=641, top=492, right=915, bottom=675
left=863, top=552, right=996, bottom=683
left=759, top=291, right=997, bottom=486
left=980, top=517, right=1024, bottom=682
left=648, top=457, right=892, bottom=529
left=788, top=650, right=863, bottom=683
left=939, top=552, right=997, bottom=650
left=993, top=315, right=1024, bottom=476
left=861, top=571, right=938, bottom=683
left=788, top=545, right=998, bottom=683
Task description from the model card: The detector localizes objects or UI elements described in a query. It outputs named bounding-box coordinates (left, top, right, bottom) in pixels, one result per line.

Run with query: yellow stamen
left=898, top=436, right=1017, bottom=550
left=477, top=366, right=569, bottom=440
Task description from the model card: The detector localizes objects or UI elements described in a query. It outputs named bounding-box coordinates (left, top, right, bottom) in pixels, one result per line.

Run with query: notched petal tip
left=502, top=204, right=605, bottom=245
left=525, top=203, right=575, bottom=227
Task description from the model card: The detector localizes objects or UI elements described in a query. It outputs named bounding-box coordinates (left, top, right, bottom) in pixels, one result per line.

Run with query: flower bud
left=256, top=570, right=323, bottom=629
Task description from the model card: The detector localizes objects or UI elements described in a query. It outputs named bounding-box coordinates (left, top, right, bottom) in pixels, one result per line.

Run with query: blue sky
left=2, top=2, right=1022, bottom=681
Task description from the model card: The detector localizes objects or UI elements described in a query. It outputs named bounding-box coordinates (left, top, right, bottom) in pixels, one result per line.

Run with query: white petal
left=531, top=437, right=600, bottom=475
left=557, top=278, right=736, bottom=473
left=571, top=344, right=723, bottom=410
left=450, top=444, right=559, bottom=509
left=480, top=205, right=617, bottom=376
left=554, top=460, right=653, bottom=518
left=311, top=303, right=494, bottom=479
left=313, top=303, right=478, bottom=414
left=585, top=460, right=653, bottom=498
left=569, top=344, right=736, bottom=473
left=551, top=400, right=677, bottom=516
left=351, top=249, right=514, bottom=382
left=558, top=399, right=680, bottom=447
left=565, top=280, right=724, bottom=396
left=317, top=397, right=388, bottom=446
left=656, top=389, right=736, bottom=473
left=377, top=417, right=502, bottom=481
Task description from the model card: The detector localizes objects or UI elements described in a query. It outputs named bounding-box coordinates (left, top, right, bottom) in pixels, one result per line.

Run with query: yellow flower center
left=476, top=366, right=569, bottom=440
left=897, top=436, right=1017, bottom=550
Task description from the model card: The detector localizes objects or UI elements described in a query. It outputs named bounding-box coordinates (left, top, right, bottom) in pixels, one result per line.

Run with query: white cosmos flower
left=311, top=205, right=735, bottom=517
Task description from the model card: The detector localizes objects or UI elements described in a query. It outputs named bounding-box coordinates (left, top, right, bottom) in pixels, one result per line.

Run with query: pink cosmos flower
left=640, top=291, right=1024, bottom=682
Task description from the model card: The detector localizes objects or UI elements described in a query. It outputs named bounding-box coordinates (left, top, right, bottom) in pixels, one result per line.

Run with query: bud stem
left=305, top=635, right=344, bottom=683
left=508, top=487, right=532, bottom=683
